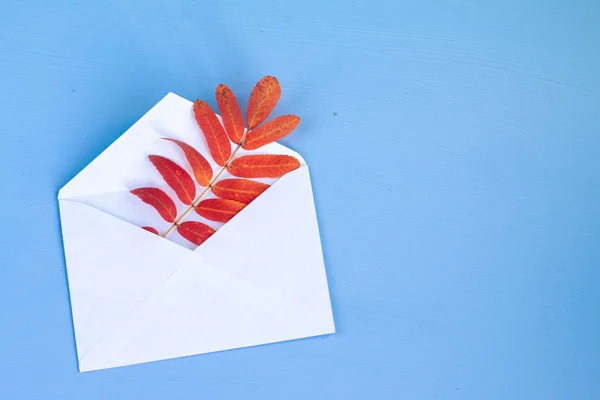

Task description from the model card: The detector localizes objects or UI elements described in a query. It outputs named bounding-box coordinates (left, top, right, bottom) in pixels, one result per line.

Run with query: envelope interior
left=59, top=92, right=307, bottom=249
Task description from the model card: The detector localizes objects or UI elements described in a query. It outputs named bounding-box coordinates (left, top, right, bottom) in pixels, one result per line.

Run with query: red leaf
left=246, top=76, right=281, bottom=130
left=148, top=155, right=196, bottom=205
left=215, top=84, right=245, bottom=144
left=130, top=187, right=177, bottom=223
left=142, top=226, right=159, bottom=235
left=193, top=100, right=231, bottom=166
left=195, top=198, right=246, bottom=223
left=177, top=221, right=216, bottom=245
left=243, top=115, right=300, bottom=150
left=227, top=154, right=301, bottom=178
left=212, top=179, right=270, bottom=204
left=162, top=138, right=213, bottom=186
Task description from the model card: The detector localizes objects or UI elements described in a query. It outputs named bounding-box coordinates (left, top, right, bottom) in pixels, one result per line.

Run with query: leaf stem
left=162, top=133, right=247, bottom=238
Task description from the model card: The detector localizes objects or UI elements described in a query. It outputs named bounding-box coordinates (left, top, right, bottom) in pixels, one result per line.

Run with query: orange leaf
left=142, top=226, right=159, bottom=235
left=246, top=76, right=281, bottom=129
left=215, top=84, right=245, bottom=144
left=195, top=198, right=246, bottom=223
left=212, top=179, right=270, bottom=204
left=149, top=155, right=196, bottom=205
left=131, top=187, right=177, bottom=223
left=163, top=138, right=213, bottom=186
left=177, top=221, right=216, bottom=245
left=243, top=115, right=300, bottom=150
left=193, top=100, right=231, bottom=166
left=227, top=154, right=300, bottom=178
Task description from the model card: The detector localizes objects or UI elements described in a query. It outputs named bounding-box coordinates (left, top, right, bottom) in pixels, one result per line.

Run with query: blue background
left=1, top=0, right=599, bottom=398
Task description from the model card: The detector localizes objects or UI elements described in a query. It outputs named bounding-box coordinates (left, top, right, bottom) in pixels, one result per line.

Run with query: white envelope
left=58, top=93, right=335, bottom=372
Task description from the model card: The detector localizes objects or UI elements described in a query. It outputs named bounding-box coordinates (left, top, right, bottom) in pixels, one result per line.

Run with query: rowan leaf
left=212, top=179, right=270, bottom=204
left=227, top=154, right=301, bottom=178
left=193, top=100, right=231, bottom=166
left=142, top=226, right=159, bottom=235
left=246, top=76, right=281, bottom=129
left=131, top=187, right=177, bottom=223
left=177, top=221, right=216, bottom=246
left=148, top=155, right=196, bottom=205
left=162, top=138, right=212, bottom=186
left=215, top=84, right=245, bottom=144
left=195, top=198, right=246, bottom=223
left=243, top=115, right=300, bottom=150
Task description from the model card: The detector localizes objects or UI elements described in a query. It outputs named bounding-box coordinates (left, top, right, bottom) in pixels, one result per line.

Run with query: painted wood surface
left=1, top=0, right=599, bottom=398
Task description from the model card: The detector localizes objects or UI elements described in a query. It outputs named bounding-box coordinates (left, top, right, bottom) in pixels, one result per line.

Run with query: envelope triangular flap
left=77, top=261, right=313, bottom=371
left=196, top=166, right=335, bottom=327
left=58, top=93, right=183, bottom=200
left=59, top=199, right=209, bottom=363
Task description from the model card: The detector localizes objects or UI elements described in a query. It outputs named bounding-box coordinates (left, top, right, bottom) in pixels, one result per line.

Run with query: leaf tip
left=216, top=83, right=229, bottom=93
left=130, top=187, right=178, bottom=223
left=142, top=226, right=159, bottom=235
left=263, top=75, right=279, bottom=84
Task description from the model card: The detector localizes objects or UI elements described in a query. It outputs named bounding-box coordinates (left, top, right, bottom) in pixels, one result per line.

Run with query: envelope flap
left=196, top=166, right=334, bottom=319
left=59, top=198, right=214, bottom=361
left=58, top=94, right=180, bottom=200
left=78, top=262, right=318, bottom=371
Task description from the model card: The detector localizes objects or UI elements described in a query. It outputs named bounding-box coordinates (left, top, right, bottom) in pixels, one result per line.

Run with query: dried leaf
left=195, top=198, right=246, bottom=223
left=246, top=76, right=281, bottom=129
left=163, top=138, right=212, bottom=186
left=131, top=187, right=177, bottom=223
left=215, top=84, right=245, bottom=144
left=227, top=154, right=300, bottom=178
left=243, top=115, right=300, bottom=150
left=177, top=221, right=216, bottom=245
left=193, top=100, right=231, bottom=166
left=212, top=179, right=270, bottom=204
left=149, top=155, right=196, bottom=205
left=142, top=226, right=159, bottom=235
